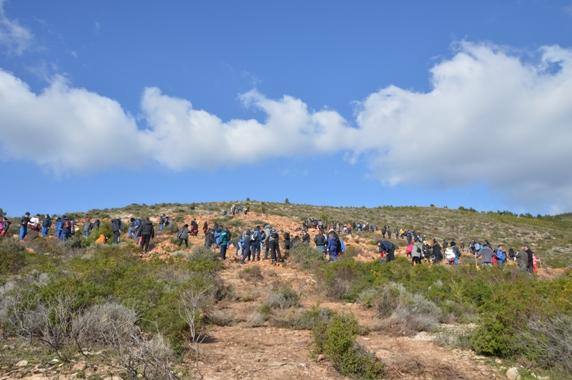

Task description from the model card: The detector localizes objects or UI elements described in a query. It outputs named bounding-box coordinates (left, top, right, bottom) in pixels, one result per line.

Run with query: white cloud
left=353, top=43, right=572, bottom=210
left=0, top=0, right=32, bottom=55
left=0, top=70, right=146, bottom=173
left=1, top=42, right=572, bottom=211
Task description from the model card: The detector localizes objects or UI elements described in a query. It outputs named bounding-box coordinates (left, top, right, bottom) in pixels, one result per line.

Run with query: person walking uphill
left=327, top=230, right=342, bottom=262
left=177, top=224, right=190, bottom=248
left=138, top=218, right=155, bottom=253
left=111, top=218, right=122, bottom=244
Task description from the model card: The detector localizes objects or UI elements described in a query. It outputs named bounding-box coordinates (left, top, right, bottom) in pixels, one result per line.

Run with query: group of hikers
left=1, top=208, right=539, bottom=273
left=375, top=230, right=537, bottom=273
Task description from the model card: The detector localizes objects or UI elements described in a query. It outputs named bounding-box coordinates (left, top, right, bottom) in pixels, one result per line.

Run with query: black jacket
left=139, top=221, right=155, bottom=237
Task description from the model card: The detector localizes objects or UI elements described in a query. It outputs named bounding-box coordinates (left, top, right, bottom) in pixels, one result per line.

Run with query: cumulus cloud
left=0, top=70, right=145, bottom=172
left=354, top=43, right=572, bottom=210
left=0, top=0, right=32, bottom=55
left=1, top=42, right=572, bottom=210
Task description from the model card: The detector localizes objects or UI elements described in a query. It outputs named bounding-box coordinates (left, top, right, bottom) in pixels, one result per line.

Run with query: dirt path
left=187, top=248, right=504, bottom=380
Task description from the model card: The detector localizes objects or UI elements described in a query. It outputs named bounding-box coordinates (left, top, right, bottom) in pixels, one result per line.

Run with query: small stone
left=506, top=367, right=521, bottom=380
left=15, top=359, right=28, bottom=367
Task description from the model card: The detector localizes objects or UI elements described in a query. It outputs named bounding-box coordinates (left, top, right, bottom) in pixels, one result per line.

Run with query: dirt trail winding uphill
left=189, top=255, right=502, bottom=380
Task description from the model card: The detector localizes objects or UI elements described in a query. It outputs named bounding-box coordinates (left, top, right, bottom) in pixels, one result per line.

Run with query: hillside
left=89, top=201, right=572, bottom=268
left=0, top=201, right=571, bottom=380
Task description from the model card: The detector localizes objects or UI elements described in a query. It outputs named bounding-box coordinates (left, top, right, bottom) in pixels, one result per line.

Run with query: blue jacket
left=327, top=236, right=341, bottom=255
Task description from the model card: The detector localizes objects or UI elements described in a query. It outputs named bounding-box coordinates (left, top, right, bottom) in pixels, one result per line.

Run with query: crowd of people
left=0, top=209, right=538, bottom=273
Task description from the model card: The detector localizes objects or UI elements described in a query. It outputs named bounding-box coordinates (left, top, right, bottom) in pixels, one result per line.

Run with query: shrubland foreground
left=1, top=201, right=571, bottom=379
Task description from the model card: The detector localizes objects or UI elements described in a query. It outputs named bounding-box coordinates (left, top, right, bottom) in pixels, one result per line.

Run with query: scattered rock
left=506, top=367, right=521, bottom=380
left=15, top=359, right=29, bottom=367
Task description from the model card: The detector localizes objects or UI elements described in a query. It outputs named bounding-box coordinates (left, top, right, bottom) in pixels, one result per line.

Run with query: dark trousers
left=178, top=238, right=188, bottom=247
left=220, top=244, right=228, bottom=260
left=269, top=241, right=281, bottom=263
left=112, top=230, right=120, bottom=244
left=140, top=234, right=151, bottom=252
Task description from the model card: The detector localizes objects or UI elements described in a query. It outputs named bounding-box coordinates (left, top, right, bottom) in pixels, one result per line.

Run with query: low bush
left=289, top=244, right=324, bottom=271
left=238, top=265, right=264, bottom=281
left=517, top=315, right=572, bottom=375
left=313, top=314, right=384, bottom=379
left=0, top=239, right=26, bottom=275
left=266, top=284, right=300, bottom=309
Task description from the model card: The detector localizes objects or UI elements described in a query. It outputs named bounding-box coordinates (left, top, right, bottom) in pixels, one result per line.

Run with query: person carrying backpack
left=41, top=214, right=52, bottom=237
left=159, top=214, right=167, bottom=232
left=450, top=240, right=461, bottom=265
left=314, top=231, right=327, bottom=256
left=268, top=228, right=281, bottom=265
left=523, top=245, right=534, bottom=273
left=83, top=218, right=93, bottom=238
left=204, top=228, right=214, bottom=248
left=283, top=232, right=292, bottom=258
left=432, top=240, right=443, bottom=263
left=477, top=243, right=494, bottom=266
left=327, top=230, right=342, bottom=262
left=377, top=239, right=396, bottom=262
left=111, top=218, right=122, bottom=244
left=177, top=224, right=190, bottom=248
left=138, top=218, right=155, bottom=252
left=263, top=224, right=272, bottom=259
left=219, top=227, right=230, bottom=260
left=240, top=229, right=252, bottom=263
left=411, top=239, right=423, bottom=265
left=0, top=216, right=8, bottom=237
left=250, top=226, right=262, bottom=261
left=62, top=217, right=73, bottom=240
left=190, top=219, right=199, bottom=236
left=495, top=245, right=507, bottom=267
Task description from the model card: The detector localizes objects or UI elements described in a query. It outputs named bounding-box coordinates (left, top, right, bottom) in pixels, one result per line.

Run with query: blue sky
left=1, top=0, right=572, bottom=216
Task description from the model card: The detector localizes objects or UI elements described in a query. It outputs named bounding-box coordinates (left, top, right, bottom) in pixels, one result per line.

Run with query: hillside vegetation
left=0, top=201, right=571, bottom=379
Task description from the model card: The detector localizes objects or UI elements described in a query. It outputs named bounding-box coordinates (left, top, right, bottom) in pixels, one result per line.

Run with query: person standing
left=240, top=229, right=252, bottom=263
left=41, top=214, right=52, bottom=237
left=412, top=238, right=423, bottom=265
left=62, top=216, right=73, bottom=240
left=314, top=230, right=327, bottom=257
left=19, top=212, right=31, bottom=241
left=111, top=218, right=122, bottom=244
left=83, top=218, right=93, bottom=238
left=138, top=218, right=155, bottom=252
left=523, top=245, right=535, bottom=273
left=327, top=230, right=342, bottom=262
left=268, top=228, right=281, bottom=265
left=177, top=224, right=190, bottom=248
left=219, top=226, right=230, bottom=260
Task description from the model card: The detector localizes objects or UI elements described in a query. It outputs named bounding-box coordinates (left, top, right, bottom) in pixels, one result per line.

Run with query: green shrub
left=313, top=314, right=384, bottom=379
left=290, top=244, right=324, bottom=271
left=86, top=223, right=113, bottom=245
left=266, top=284, right=299, bottom=309
left=0, top=239, right=26, bottom=275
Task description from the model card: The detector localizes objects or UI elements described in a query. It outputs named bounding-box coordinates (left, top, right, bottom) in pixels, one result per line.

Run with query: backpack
left=337, top=238, right=345, bottom=253
left=496, top=250, right=506, bottom=262
left=445, top=247, right=456, bottom=260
